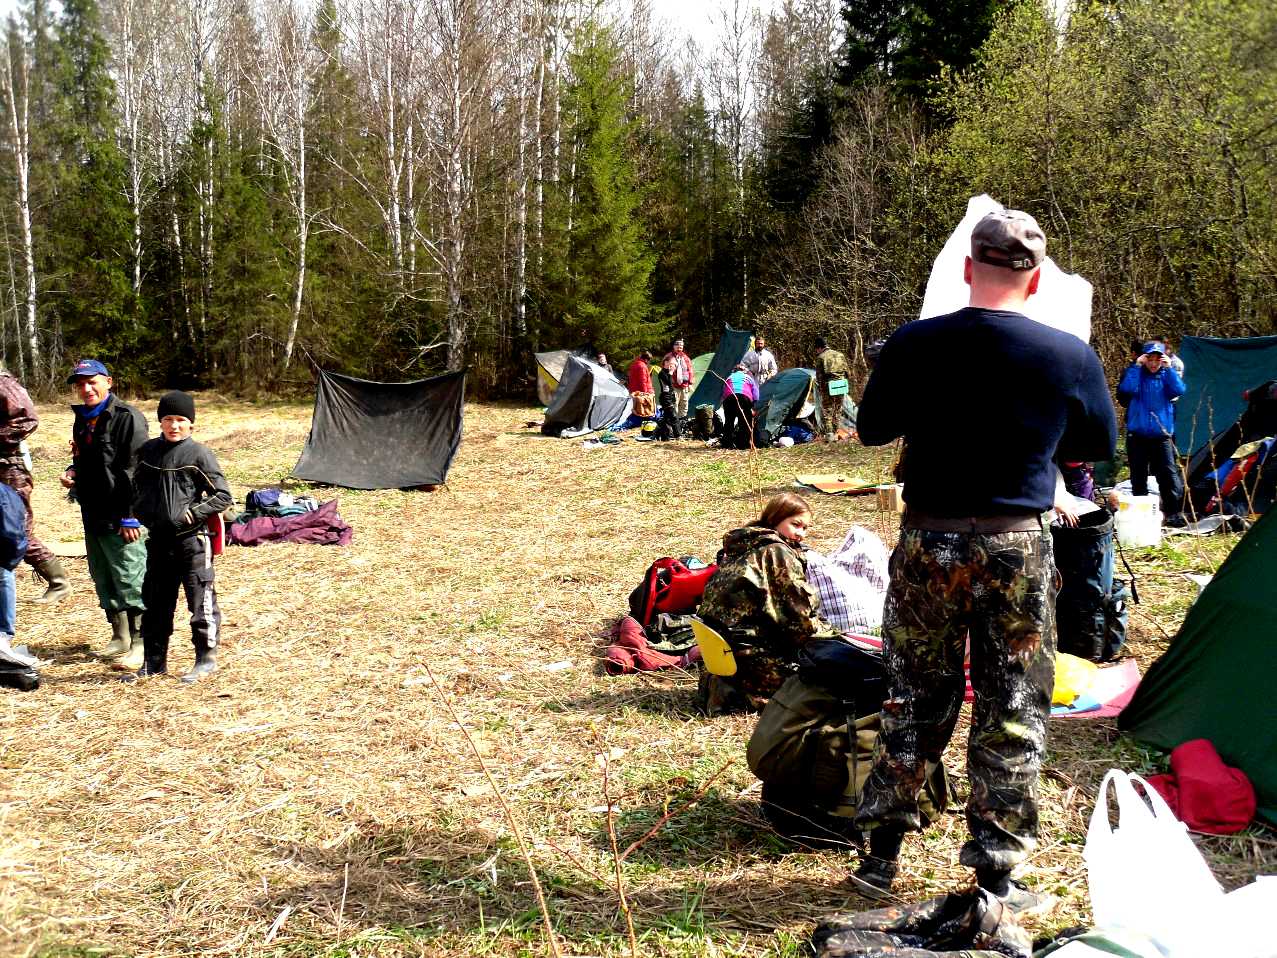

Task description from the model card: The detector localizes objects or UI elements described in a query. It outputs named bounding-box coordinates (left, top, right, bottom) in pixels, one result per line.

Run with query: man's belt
left=903, top=510, right=1044, bottom=534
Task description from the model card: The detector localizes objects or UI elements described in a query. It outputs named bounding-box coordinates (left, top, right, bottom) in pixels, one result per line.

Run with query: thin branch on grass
left=592, top=725, right=639, bottom=958
left=617, top=760, right=734, bottom=862
left=423, top=662, right=563, bottom=958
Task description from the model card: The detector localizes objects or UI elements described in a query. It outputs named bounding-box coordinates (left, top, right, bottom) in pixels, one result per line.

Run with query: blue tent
left=1175, top=335, right=1277, bottom=454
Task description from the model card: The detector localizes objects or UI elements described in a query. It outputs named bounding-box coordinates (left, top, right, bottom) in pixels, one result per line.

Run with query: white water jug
left=1113, top=492, right=1161, bottom=548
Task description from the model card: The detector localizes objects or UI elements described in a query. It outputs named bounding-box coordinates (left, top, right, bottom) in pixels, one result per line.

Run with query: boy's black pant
left=657, top=401, right=680, bottom=440
left=1127, top=433, right=1183, bottom=516
left=142, top=533, right=220, bottom=666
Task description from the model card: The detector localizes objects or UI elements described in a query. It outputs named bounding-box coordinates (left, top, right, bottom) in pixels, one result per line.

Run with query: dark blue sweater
left=858, top=307, right=1117, bottom=516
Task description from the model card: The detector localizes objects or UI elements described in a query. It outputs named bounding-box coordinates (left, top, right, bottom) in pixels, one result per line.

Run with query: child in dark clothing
left=125, top=392, right=233, bottom=683
left=656, top=356, right=681, bottom=440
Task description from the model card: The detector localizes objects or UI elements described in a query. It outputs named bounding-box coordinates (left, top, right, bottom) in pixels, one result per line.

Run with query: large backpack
left=627, top=558, right=717, bottom=627
left=747, top=639, right=952, bottom=845
left=0, top=483, right=28, bottom=572
left=1051, top=510, right=1124, bottom=662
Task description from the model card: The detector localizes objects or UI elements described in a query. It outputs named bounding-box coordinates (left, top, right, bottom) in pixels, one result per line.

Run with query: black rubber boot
left=182, top=640, right=217, bottom=683
left=120, top=634, right=168, bottom=683
left=849, top=826, right=904, bottom=898
left=30, top=556, right=71, bottom=604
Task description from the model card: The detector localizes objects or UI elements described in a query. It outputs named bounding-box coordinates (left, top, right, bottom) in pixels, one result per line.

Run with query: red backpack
left=627, top=558, right=718, bottom=627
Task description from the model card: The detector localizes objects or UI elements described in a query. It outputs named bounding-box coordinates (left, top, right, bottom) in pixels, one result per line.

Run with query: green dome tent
left=1119, top=508, right=1277, bottom=825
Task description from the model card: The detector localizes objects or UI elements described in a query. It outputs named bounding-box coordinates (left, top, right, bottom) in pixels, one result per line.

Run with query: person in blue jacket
left=1117, top=341, right=1186, bottom=523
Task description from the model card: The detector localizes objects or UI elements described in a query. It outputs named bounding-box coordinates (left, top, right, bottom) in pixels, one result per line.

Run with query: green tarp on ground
left=1175, top=335, right=1277, bottom=454
left=687, top=325, right=753, bottom=413
left=1119, top=507, right=1277, bottom=824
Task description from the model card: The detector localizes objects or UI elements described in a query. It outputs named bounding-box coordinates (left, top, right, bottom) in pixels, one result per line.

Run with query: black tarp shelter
left=687, top=325, right=754, bottom=413
left=541, top=355, right=630, bottom=437
left=292, top=369, right=465, bottom=489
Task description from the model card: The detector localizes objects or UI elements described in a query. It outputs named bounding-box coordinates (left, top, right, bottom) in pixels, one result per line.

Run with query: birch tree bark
left=0, top=24, right=40, bottom=376
left=255, top=0, right=320, bottom=370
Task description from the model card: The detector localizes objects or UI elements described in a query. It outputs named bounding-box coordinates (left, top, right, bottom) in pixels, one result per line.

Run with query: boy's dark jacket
left=133, top=436, right=232, bottom=538
left=70, top=395, right=148, bottom=532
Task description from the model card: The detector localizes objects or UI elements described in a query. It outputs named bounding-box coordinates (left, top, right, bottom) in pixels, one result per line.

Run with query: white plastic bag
left=1084, top=769, right=1222, bottom=957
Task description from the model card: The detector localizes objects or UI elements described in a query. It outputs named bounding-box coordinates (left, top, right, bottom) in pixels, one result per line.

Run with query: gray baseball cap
left=970, top=210, right=1046, bottom=270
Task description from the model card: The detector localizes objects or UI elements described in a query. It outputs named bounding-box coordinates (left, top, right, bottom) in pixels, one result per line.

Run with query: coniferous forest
left=0, top=0, right=1273, bottom=395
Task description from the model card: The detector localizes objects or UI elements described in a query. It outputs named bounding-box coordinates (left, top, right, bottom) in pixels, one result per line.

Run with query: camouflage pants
left=0, top=465, right=54, bottom=566
left=855, top=528, right=1057, bottom=871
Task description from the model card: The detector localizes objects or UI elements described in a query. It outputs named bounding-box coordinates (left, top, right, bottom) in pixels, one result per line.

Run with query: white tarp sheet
left=921, top=194, right=1092, bottom=343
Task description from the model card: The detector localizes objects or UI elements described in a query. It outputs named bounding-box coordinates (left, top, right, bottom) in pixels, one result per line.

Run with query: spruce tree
left=544, top=23, right=666, bottom=358
left=46, top=0, right=134, bottom=371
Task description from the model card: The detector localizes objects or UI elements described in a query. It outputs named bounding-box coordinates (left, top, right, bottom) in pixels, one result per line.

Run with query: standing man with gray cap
left=61, top=359, right=150, bottom=666
left=850, top=210, right=1117, bottom=910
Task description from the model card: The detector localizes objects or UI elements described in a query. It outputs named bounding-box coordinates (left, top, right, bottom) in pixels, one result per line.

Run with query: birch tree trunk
left=0, top=30, right=40, bottom=377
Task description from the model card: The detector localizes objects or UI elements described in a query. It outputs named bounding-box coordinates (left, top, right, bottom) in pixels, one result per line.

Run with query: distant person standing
left=61, top=359, right=149, bottom=665
left=743, top=334, right=778, bottom=385
left=1118, top=341, right=1186, bottom=523
left=595, top=352, right=614, bottom=375
left=663, top=339, right=694, bottom=420
left=656, top=357, right=681, bottom=441
left=627, top=349, right=655, bottom=419
left=0, top=368, right=70, bottom=603
left=721, top=364, right=759, bottom=450
left=813, top=337, right=850, bottom=442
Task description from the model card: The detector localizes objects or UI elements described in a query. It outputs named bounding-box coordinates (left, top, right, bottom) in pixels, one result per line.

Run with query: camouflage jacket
left=814, top=348, right=850, bottom=384
left=699, top=525, right=839, bottom=706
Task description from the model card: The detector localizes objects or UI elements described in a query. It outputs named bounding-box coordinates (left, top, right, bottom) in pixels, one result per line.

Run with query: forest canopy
left=0, top=0, right=1272, bottom=395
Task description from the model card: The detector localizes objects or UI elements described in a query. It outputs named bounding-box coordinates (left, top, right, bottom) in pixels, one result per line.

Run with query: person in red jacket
left=627, top=349, right=655, bottom=418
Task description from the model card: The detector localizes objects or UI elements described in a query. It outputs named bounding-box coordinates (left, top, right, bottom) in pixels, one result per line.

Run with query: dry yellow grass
left=1, top=395, right=1271, bottom=958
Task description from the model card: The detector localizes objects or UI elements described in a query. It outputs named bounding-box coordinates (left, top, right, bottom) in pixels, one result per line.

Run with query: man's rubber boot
left=30, top=556, right=71, bottom=604
left=182, top=641, right=217, bottom=683
left=849, top=826, right=904, bottom=900
left=102, top=611, right=131, bottom=657
left=113, top=631, right=146, bottom=672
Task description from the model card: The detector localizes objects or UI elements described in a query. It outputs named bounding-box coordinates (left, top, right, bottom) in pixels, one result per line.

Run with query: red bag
left=1147, top=738, right=1256, bottom=834
left=627, top=558, right=717, bottom=627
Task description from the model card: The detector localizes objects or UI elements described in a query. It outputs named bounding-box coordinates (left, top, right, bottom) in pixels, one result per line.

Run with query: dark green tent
left=1175, top=334, right=1277, bottom=454
left=1119, top=508, right=1277, bottom=824
left=754, top=368, right=817, bottom=444
left=687, top=325, right=753, bottom=413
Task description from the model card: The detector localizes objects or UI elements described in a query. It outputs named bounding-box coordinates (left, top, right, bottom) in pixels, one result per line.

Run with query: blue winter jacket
left=1117, top=363, right=1185, bottom=437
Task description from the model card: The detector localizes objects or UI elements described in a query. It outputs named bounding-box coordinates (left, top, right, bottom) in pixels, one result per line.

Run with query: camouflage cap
left=970, top=210, right=1046, bottom=270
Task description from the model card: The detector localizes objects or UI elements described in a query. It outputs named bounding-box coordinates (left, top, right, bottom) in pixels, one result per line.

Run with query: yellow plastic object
left=691, top=617, right=738, bottom=677
left=1053, top=652, right=1100, bottom=705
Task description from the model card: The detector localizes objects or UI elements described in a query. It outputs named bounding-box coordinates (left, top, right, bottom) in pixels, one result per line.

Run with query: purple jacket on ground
left=228, top=498, right=353, bottom=547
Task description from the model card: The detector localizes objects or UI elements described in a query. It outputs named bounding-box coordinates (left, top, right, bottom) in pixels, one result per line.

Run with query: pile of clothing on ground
left=228, top=489, right=353, bottom=546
